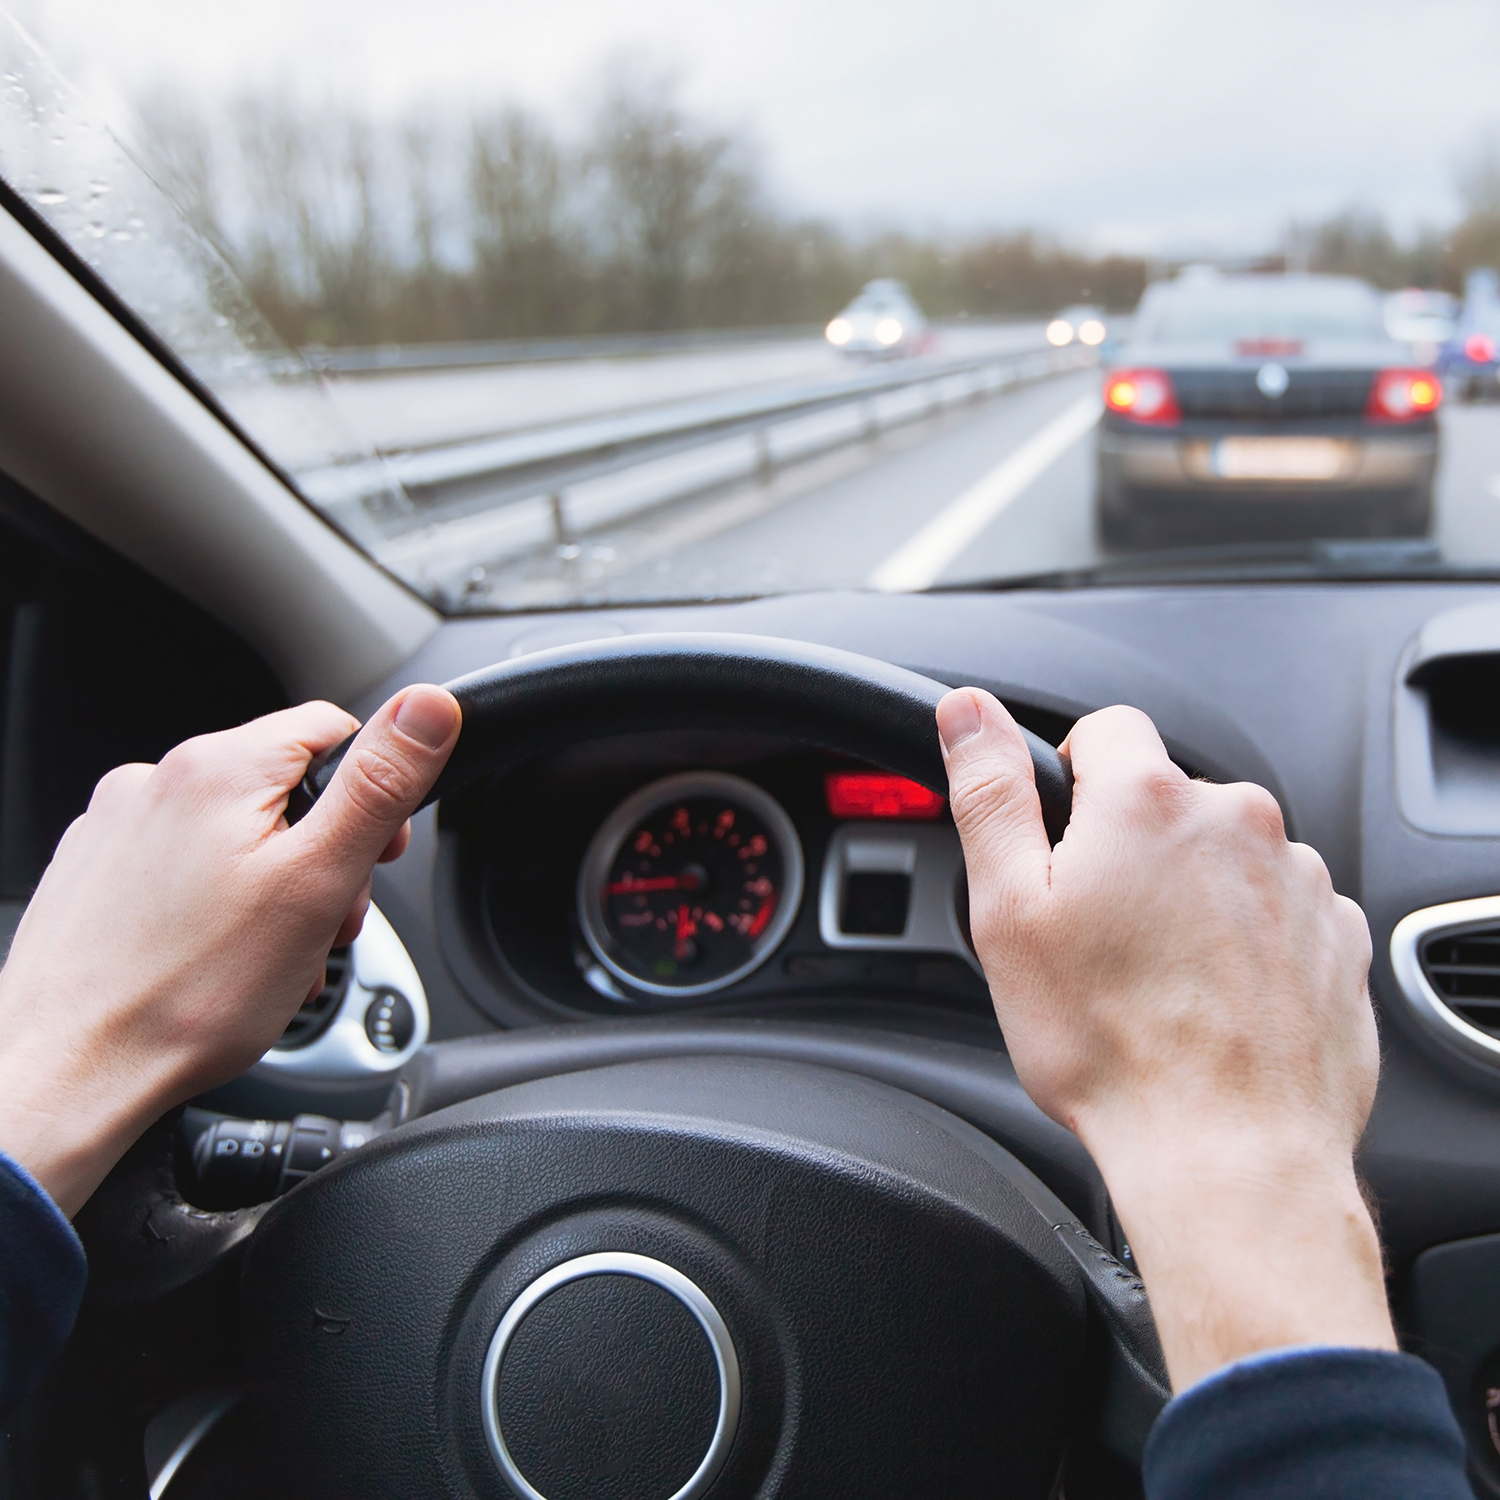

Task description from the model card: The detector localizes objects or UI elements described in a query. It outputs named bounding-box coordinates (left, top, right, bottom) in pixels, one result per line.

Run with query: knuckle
left=89, top=762, right=152, bottom=810
left=1219, top=781, right=1286, bottom=839
left=1119, top=765, right=1194, bottom=826
left=342, top=742, right=422, bottom=821
left=1336, top=894, right=1374, bottom=960
left=154, top=736, right=218, bottom=789
left=1077, top=702, right=1140, bottom=735
left=950, top=762, right=1031, bottom=838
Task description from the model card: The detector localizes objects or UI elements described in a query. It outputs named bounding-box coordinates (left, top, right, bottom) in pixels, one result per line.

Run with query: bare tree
left=1457, top=129, right=1500, bottom=217
left=590, top=69, right=739, bottom=329
left=469, top=107, right=580, bottom=337
left=133, top=89, right=231, bottom=259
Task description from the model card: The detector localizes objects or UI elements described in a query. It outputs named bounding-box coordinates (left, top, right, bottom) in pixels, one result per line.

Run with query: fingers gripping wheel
left=290, top=632, right=1074, bottom=843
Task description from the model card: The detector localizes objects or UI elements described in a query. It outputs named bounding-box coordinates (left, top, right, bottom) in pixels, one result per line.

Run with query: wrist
left=0, top=980, right=184, bottom=1217
left=1082, top=1125, right=1395, bottom=1392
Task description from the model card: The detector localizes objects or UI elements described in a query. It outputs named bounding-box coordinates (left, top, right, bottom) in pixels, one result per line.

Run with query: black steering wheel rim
left=293, top=632, right=1074, bottom=843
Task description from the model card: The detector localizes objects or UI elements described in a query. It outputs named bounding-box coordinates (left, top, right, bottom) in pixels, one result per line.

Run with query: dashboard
left=325, top=583, right=1500, bottom=1258
left=189, top=579, right=1500, bottom=1488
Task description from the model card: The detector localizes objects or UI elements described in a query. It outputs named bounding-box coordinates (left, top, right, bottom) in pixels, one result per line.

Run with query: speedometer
left=577, top=771, right=805, bottom=997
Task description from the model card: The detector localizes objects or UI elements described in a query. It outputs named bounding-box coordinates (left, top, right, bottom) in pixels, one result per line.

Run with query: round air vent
left=254, top=903, right=429, bottom=1081
left=274, top=947, right=351, bottom=1050
left=1391, top=897, right=1500, bottom=1065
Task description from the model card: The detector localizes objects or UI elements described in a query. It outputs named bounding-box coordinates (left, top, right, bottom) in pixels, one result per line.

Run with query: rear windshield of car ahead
left=1143, top=282, right=1385, bottom=343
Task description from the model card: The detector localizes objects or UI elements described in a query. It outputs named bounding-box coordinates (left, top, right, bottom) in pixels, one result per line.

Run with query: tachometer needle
left=606, top=871, right=704, bottom=895
left=674, top=904, right=698, bottom=961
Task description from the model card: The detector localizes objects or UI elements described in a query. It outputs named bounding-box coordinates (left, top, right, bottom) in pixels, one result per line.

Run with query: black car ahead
left=1096, top=272, right=1441, bottom=547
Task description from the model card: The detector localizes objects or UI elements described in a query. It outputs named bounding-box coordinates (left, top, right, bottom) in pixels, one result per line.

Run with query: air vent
left=1391, top=899, right=1500, bottom=1067
left=275, top=947, right=351, bottom=1050
left=1420, top=929, right=1500, bottom=1038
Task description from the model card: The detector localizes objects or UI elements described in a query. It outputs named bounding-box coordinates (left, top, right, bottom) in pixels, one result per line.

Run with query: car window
left=3, top=3, right=1500, bottom=609
left=1141, top=281, right=1386, bottom=344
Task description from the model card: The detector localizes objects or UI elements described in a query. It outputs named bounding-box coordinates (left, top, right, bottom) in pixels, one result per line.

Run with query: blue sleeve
left=0, top=1152, right=86, bottom=1419
left=1143, top=1346, right=1471, bottom=1500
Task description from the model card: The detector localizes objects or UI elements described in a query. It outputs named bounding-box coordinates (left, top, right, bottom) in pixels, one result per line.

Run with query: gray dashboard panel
left=361, top=581, right=1500, bottom=1275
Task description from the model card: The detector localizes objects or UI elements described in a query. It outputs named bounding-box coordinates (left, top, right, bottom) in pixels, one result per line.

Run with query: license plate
left=1211, top=437, right=1352, bottom=481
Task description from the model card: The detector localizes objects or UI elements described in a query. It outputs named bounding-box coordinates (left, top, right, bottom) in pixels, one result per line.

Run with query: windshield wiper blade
left=937, top=537, right=1456, bottom=592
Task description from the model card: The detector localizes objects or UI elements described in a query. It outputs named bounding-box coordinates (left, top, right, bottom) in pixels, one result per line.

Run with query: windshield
left=1140, top=279, right=1386, bottom=344
left=3, top=4, right=1500, bottom=609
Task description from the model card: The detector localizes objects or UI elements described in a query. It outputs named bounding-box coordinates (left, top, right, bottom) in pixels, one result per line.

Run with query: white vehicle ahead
left=825, top=279, right=931, bottom=357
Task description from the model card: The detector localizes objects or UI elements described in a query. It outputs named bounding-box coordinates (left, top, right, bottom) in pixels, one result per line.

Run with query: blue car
left=1437, top=267, right=1500, bottom=400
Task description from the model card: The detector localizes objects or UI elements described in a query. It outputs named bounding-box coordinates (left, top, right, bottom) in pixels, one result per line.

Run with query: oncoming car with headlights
left=1046, top=304, right=1107, bottom=348
left=1096, top=272, right=1441, bottom=547
left=825, top=279, right=930, bottom=357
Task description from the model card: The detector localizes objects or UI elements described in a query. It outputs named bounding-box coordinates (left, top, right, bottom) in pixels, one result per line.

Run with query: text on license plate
left=1211, top=437, right=1352, bottom=481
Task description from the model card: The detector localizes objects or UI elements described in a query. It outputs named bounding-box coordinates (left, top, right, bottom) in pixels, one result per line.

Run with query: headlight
left=826, top=317, right=853, bottom=346
left=1046, top=319, right=1074, bottom=347
left=875, top=317, right=903, bottom=346
left=1078, top=319, right=1106, bottom=346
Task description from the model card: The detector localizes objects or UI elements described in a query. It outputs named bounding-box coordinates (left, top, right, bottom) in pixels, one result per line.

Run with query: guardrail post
left=755, top=428, right=774, bottom=484
left=549, top=492, right=571, bottom=549
left=863, top=399, right=880, bottom=442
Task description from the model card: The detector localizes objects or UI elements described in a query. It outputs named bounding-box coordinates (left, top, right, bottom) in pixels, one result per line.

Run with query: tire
left=1390, top=488, right=1434, bottom=538
left=1095, top=494, right=1137, bottom=549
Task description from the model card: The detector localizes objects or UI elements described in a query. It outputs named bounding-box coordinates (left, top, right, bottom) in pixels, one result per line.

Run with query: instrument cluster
left=459, top=737, right=995, bottom=1030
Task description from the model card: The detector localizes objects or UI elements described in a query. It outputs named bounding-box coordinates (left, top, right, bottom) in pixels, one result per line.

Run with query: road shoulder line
left=868, top=392, right=1101, bottom=591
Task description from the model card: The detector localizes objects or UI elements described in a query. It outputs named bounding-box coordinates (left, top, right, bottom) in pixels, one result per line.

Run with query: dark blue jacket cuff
left=0, top=1152, right=86, bottom=1420
left=1143, top=1346, right=1470, bottom=1500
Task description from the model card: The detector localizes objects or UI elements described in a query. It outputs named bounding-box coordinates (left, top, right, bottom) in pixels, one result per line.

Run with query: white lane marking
left=868, top=393, right=1101, bottom=592
left=1488, top=474, right=1500, bottom=500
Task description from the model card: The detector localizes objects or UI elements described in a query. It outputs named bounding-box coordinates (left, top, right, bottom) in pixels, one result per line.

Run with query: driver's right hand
left=936, top=688, right=1393, bottom=1391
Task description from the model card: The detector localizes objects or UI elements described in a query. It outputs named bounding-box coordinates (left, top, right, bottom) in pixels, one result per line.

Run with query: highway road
left=453, top=369, right=1500, bottom=611
left=225, top=321, right=1051, bottom=473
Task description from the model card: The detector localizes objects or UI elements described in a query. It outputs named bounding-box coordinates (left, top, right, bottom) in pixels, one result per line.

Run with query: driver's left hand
left=0, top=685, right=460, bottom=1215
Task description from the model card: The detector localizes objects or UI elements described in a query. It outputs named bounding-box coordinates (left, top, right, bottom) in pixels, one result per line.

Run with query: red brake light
left=825, top=772, right=945, bottom=820
left=1103, top=368, right=1181, bottom=425
left=1367, top=368, right=1443, bottom=422
left=1466, top=332, right=1497, bottom=364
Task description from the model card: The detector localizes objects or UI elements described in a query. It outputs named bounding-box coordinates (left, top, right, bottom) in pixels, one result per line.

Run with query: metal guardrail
left=301, top=325, right=824, bottom=376
left=298, top=318, right=1039, bottom=377
left=305, top=338, right=1093, bottom=532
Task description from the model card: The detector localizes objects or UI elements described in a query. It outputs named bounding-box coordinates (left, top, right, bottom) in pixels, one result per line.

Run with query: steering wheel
left=79, top=634, right=1164, bottom=1500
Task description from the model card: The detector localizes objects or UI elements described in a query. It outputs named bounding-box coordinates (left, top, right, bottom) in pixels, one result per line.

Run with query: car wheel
left=1095, top=497, right=1137, bottom=550
left=1391, top=488, right=1434, bottom=538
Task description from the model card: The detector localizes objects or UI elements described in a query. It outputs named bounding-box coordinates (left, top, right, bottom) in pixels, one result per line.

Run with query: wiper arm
left=934, top=537, right=1451, bottom=592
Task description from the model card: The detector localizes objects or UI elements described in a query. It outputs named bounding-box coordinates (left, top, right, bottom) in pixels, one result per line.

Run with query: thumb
left=296, top=685, right=461, bottom=878
left=938, top=689, right=1053, bottom=906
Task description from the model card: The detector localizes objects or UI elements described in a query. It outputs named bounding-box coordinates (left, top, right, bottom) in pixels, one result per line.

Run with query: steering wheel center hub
left=239, top=1057, right=1089, bottom=1497
left=482, top=1253, right=741, bottom=1500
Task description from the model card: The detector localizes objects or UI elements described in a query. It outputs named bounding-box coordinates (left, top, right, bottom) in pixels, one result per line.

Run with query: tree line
left=136, top=77, right=1500, bottom=352
left=1284, top=136, right=1500, bottom=291
left=135, top=75, right=1148, bottom=350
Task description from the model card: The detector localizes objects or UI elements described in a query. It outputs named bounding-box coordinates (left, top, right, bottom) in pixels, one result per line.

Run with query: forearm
left=1087, top=1129, right=1396, bottom=1391
left=0, top=1027, right=178, bottom=1218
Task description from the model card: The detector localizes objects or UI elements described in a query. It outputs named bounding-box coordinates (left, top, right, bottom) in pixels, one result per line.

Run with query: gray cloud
left=20, top=0, right=1500, bottom=252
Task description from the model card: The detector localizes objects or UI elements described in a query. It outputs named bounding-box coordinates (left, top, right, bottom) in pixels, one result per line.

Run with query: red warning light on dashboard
left=825, top=772, right=946, bottom=820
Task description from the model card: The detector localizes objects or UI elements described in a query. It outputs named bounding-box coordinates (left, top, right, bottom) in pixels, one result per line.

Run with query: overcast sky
left=11, top=0, right=1500, bottom=255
